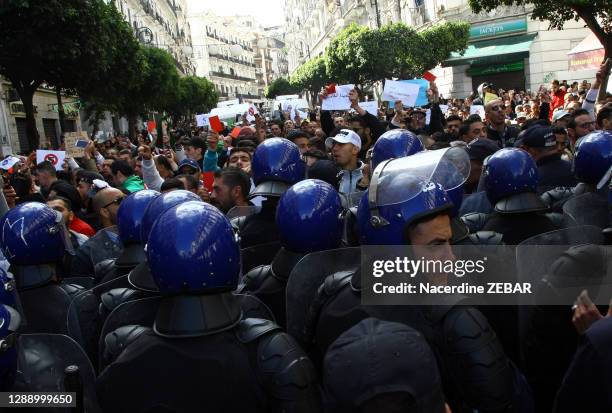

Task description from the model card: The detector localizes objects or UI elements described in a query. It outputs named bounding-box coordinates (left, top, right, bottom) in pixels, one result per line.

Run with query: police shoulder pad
left=235, top=318, right=281, bottom=344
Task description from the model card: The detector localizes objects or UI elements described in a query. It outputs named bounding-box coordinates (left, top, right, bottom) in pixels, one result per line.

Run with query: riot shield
left=516, top=225, right=605, bottom=306
left=285, top=247, right=361, bottom=346
left=227, top=205, right=262, bottom=220
left=516, top=225, right=607, bottom=373
left=241, top=241, right=281, bottom=274
left=17, top=334, right=100, bottom=413
left=66, top=274, right=132, bottom=364
left=562, top=192, right=610, bottom=229
left=97, top=296, right=162, bottom=371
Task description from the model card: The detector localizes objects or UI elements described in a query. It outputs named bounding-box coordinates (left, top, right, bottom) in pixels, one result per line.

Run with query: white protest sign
left=279, top=98, right=309, bottom=112
left=439, top=104, right=449, bottom=114
left=217, top=99, right=240, bottom=108
left=276, top=94, right=299, bottom=101
left=36, top=150, right=66, bottom=171
left=0, top=156, right=20, bottom=170
left=246, top=104, right=259, bottom=122
left=290, top=109, right=309, bottom=122
left=195, top=114, right=210, bottom=127
left=382, top=79, right=419, bottom=107
left=470, top=105, right=486, bottom=120
left=358, top=101, right=378, bottom=116
left=321, top=84, right=354, bottom=111
left=211, top=103, right=251, bottom=119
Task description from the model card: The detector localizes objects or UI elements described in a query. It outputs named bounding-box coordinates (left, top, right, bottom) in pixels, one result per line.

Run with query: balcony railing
left=209, top=53, right=256, bottom=67
left=210, top=71, right=256, bottom=82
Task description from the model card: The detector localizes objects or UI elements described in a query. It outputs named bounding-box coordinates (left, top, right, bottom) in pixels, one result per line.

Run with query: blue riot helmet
left=0, top=304, right=21, bottom=391
left=483, top=148, right=544, bottom=212
left=115, top=189, right=161, bottom=268
left=357, top=157, right=453, bottom=245
left=0, top=203, right=74, bottom=288
left=139, top=190, right=202, bottom=243
left=129, top=190, right=202, bottom=292
left=370, top=129, right=424, bottom=171
left=147, top=201, right=240, bottom=294
left=574, top=130, right=612, bottom=185
left=391, top=147, right=470, bottom=217
left=251, top=138, right=305, bottom=198
left=276, top=179, right=343, bottom=253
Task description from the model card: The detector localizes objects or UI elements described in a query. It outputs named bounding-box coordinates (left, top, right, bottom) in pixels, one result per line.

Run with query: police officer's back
left=97, top=201, right=320, bottom=413
left=239, top=179, right=343, bottom=327
left=481, top=148, right=556, bottom=244
left=0, top=203, right=85, bottom=335
left=234, top=138, right=306, bottom=249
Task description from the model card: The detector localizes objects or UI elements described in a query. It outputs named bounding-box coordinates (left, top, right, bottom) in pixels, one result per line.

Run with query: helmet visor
left=373, top=147, right=470, bottom=207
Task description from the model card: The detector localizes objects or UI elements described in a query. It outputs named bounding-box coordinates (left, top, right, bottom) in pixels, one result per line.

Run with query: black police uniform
left=304, top=267, right=531, bottom=413
left=536, top=154, right=576, bottom=194
left=237, top=248, right=306, bottom=327
left=96, top=293, right=321, bottom=413
left=14, top=264, right=85, bottom=336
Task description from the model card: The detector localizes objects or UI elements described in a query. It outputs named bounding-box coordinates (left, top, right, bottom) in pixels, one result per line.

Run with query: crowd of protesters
left=0, top=58, right=610, bottom=412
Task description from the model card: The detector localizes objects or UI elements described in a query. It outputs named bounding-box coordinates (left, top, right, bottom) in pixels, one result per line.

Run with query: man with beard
left=210, top=167, right=251, bottom=214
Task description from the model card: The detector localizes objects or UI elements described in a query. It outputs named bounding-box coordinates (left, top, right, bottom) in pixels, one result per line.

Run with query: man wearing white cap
left=326, top=129, right=365, bottom=194
left=552, top=110, right=571, bottom=129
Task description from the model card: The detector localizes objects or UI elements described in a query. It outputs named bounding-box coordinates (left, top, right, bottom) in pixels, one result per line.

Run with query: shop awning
left=567, top=32, right=603, bottom=55
left=445, top=33, right=537, bottom=67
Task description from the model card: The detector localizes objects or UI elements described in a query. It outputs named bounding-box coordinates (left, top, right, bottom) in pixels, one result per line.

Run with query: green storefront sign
left=470, top=19, right=527, bottom=40
left=467, top=61, right=525, bottom=76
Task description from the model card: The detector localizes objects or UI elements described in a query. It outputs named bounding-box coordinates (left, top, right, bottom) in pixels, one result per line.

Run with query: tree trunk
left=128, top=114, right=137, bottom=140
left=21, top=92, right=39, bottom=152
left=8, top=77, right=41, bottom=151
left=55, top=85, right=66, bottom=135
left=596, top=41, right=611, bottom=103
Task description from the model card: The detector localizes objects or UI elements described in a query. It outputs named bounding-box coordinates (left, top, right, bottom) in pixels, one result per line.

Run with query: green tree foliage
left=119, top=46, right=180, bottom=137
left=79, top=4, right=145, bottom=134
left=264, top=77, right=298, bottom=99
left=170, top=76, right=218, bottom=119
left=324, top=22, right=470, bottom=87
left=290, top=56, right=328, bottom=94
left=325, top=23, right=371, bottom=86
left=469, top=0, right=611, bottom=97
left=0, top=0, right=133, bottom=150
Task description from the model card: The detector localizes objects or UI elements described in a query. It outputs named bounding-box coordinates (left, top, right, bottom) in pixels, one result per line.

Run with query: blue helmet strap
left=368, top=159, right=392, bottom=229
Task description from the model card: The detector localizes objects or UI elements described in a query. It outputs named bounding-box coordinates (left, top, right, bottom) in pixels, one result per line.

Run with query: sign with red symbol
left=36, top=150, right=66, bottom=171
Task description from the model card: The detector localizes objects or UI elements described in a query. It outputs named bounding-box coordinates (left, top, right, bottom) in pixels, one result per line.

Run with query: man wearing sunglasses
left=485, top=98, right=520, bottom=147
left=70, top=187, right=125, bottom=277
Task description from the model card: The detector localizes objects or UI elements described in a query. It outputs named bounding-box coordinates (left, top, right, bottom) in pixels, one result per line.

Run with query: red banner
left=568, top=48, right=605, bottom=71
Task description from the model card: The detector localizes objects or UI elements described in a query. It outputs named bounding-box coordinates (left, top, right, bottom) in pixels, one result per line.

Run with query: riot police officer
left=238, top=179, right=344, bottom=327
left=323, top=318, right=448, bottom=413
left=480, top=148, right=556, bottom=244
left=541, top=130, right=612, bottom=215
left=95, top=189, right=161, bottom=284
left=370, top=129, right=423, bottom=171
left=0, top=203, right=85, bottom=335
left=233, top=138, right=305, bottom=255
left=0, top=302, right=99, bottom=410
left=97, top=201, right=321, bottom=412
left=287, top=171, right=532, bottom=412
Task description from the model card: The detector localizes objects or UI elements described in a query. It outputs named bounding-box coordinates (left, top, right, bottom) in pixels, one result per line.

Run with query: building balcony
left=210, top=71, right=256, bottom=82
left=205, top=34, right=253, bottom=52
left=209, top=53, right=256, bottom=67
